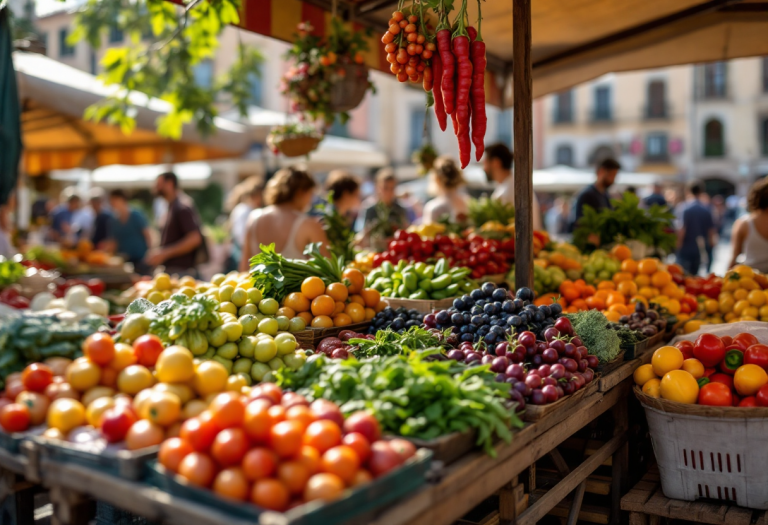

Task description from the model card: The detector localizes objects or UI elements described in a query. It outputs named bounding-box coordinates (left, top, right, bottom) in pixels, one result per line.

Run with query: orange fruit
left=651, top=271, right=671, bottom=288
left=594, top=289, right=610, bottom=301
left=597, top=281, right=616, bottom=291
left=604, top=310, right=621, bottom=322
left=342, top=269, right=365, bottom=294
left=333, top=313, right=353, bottom=327
left=612, top=272, right=633, bottom=284
left=663, top=283, right=683, bottom=299
left=344, top=303, right=366, bottom=323
left=321, top=445, right=360, bottom=484
left=303, top=420, right=342, bottom=453
left=561, top=286, right=579, bottom=302
left=301, top=277, right=326, bottom=300
left=573, top=279, right=587, bottom=294
left=611, top=244, right=632, bottom=261
left=583, top=285, right=596, bottom=297
left=278, top=460, right=311, bottom=495
left=326, top=283, right=349, bottom=303
left=606, top=292, right=626, bottom=307
left=303, top=473, right=345, bottom=502
left=617, top=281, right=638, bottom=297
left=277, top=306, right=296, bottom=319
left=297, top=311, right=314, bottom=324
left=270, top=420, right=304, bottom=458
left=349, top=294, right=365, bottom=306
left=333, top=301, right=346, bottom=315
left=285, top=292, right=310, bottom=313
left=311, top=315, right=334, bottom=328
left=634, top=274, right=651, bottom=287
left=374, top=301, right=387, bottom=313
left=360, top=289, right=381, bottom=308
left=638, top=258, right=658, bottom=275
left=608, top=304, right=628, bottom=315
left=311, top=295, right=336, bottom=317
left=364, top=308, right=376, bottom=321
left=639, top=286, right=656, bottom=299
left=584, top=296, right=605, bottom=310
left=571, top=299, right=588, bottom=311
left=620, top=259, right=638, bottom=274
left=251, top=478, right=290, bottom=511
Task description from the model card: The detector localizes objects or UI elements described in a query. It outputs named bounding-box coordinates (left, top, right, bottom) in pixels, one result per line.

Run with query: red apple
left=309, top=399, right=344, bottom=427
left=368, top=441, right=403, bottom=477
left=343, top=411, right=381, bottom=443
left=387, top=438, right=416, bottom=462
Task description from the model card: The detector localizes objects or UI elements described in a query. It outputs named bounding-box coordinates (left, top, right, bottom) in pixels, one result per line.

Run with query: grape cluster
left=368, top=307, right=424, bottom=335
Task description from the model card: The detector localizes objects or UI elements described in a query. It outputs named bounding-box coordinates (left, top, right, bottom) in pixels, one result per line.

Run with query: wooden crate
left=384, top=297, right=455, bottom=314
left=596, top=352, right=625, bottom=376
left=404, top=430, right=477, bottom=466
left=621, top=466, right=768, bottom=525
left=522, top=374, right=600, bottom=422
left=293, top=322, right=371, bottom=347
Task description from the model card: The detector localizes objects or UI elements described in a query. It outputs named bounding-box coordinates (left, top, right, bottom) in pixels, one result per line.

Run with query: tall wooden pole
left=513, top=0, right=534, bottom=291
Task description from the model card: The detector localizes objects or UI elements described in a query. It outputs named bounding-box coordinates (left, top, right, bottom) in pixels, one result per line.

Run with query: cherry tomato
left=22, top=363, right=54, bottom=393
left=738, top=396, right=757, bottom=407
left=0, top=403, right=31, bottom=433
left=133, top=335, right=163, bottom=367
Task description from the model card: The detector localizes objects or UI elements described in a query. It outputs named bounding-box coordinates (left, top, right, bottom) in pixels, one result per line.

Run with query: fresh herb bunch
left=609, top=323, right=645, bottom=348
left=144, top=293, right=220, bottom=344
left=276, top=351, right=522, bottom=455
left=315, top=192, right=356, bottom=264
left=281, top=19, right=374, bottom=125
left=565, top=310, right=621, bottom=363
left=249, top=243, right=344, bottom=301
left=0, top=258, right=25, bottom=287
left=348, top=326, right=447, bottom=358
left=468, top=197, right=515, bottom=228
left=572, top=193, right=676, bottom=254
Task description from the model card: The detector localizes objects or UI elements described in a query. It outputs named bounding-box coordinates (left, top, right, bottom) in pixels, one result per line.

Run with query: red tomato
left=133, top=335, right=163, bottom=367
left=210, top=428, right=249, bottom=467
left=731, top=333, right=759, bottom=351
left=756, top=384, right=768, bottom=407
left=720, top=336, right=733, bottom=348
left=744, top=344, right=768, bottom=371
left=87, top=278, right=106, bottom=296
left=675, top=340, right=695, bottom=361
left=738, top=396, right=757, bottom=407
left=709, top=373, right=734, bottom=391
left=0, top=403, right=31, bottom=432
left=693, top=334, right=726, bottom=368
left=698, top=382, right=733, bottom=407
left=83, top=333, right=116, bottom=366
left=180, top=416, right=219, bottom=452
left=22, top=363, right=54, bottom=393
left=100, top=406, right=138, bottom=443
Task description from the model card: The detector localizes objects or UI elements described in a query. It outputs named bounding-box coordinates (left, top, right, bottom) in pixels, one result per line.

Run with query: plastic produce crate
left=636, top=387, right=768, bottom=510
left=148, top=448, right=434, bottom=525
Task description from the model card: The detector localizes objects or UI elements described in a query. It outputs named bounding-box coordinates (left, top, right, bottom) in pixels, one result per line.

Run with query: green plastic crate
left=148, top=448, right=433, bottom=525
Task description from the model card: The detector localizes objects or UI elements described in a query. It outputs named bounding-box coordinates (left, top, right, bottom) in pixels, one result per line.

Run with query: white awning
left=50, top=162, right=212, bottom=189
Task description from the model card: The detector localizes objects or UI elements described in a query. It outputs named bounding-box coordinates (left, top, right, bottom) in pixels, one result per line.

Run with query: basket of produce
left=267, top=124, right=323, bottom=158
left=632, top=329, right=768, bottom=509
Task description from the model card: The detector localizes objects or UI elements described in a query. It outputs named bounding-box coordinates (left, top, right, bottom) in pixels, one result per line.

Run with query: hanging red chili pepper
left=470, top=1, right=487, bottom=160
left=437, top=28, right=454, bottom=114
left=431, top=51, right=447, bottom=131
left=452, top=0, right=473, bottom=168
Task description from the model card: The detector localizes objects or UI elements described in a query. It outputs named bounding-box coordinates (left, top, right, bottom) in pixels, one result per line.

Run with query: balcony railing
left=644, top=103, right=670, bottom=120
left=590, top=109, right=613, bottom=123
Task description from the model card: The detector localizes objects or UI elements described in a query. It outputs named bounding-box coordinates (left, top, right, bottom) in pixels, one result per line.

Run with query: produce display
left=633, top=332, right=768, bottom=406
left=366, top=258, right=475, bottom=300
left=368, top=306, right=425, bottom=334
left=0, top=257, right=25, bottom=288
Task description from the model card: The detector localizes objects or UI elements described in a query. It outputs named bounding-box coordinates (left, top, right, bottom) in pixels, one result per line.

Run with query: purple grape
left=481, top=354, right=494, bottom=365
left=542, top=384, right=559, bottom=403
left=564, top=371, right=573, bottom=381
left=530, top=389, right=546, bottom=405
left=542, top=348, right=559, bottom=364
left=495, top=373, right=507, bottom=383
left=447, top=349, right=464, bottom=361
left=517, top=331, right=536, bottom=348
left=460, top=342, right=474, bottom=352
left=583, top=369, right=595, bottom=383
left=505, top=377, right=519, bottom=386
left=563, top=343, right=577, bottom=358
left=424, top=314, right=436, bottom=327
left=509, top=390, right=526, bottom=412
left=331, top=348, right=349, bottom=359
left=550, top=364, right=565, bottom=380
left=526, top=345, right=537, bottom=358
left=563, top=381, right=575, bottom=395
left=495, top=342, right=509, bottom=357
left=508, top=349, right=524, bottom=364
left=586, top=355, right=599, bottom=369
left=571, top=336, right=583, bottom=347
left=536, top=342, right=547, bottom=353
left=543, top=327, right=559, bottom=342
left=550, top=339, right=565, bottom=354
left=514, top=381, right=532, bottom=397
left=578, top=359, right=588, bottom=372
left=532, top=354, right=544, bottom=366
left=537, top=364, right=551, bottom=377
left=563, top=358, right=578, bottom=373
left=577, top=346, right=589, bottom=360
left=542, top=377, right=558, bottom=388
left=491, top=356, right=510, bottom=373
left=506, top=364, right=525, bottom=381
left=465, top=352, right=482, bottom=363
left=525, top=374, right=542, bottom=389
left=556, top=386, right=564, bottom=398
left=572, top=374, right=586, bottom=389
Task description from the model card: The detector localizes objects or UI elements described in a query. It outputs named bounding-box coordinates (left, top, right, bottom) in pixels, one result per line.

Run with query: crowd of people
left=6, top=141, right=768, bottom=278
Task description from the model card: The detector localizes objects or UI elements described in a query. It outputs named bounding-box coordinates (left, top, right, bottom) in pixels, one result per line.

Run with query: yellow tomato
left=182, top=399, right=208, bottom=420
left=226, top=374, right=249, bottom=392
left=733, top=288, right=749, bottom=301
left=192, top=361, right=228, bottom=396
left=681, top=358, right=705, bottom=379
left=652, top=346, right=684, bottom=377
left=722, top=280, right=740, bottom=293
left=634, top=274, right=651, bottom=288
left=639, top=287, right=656, bottom=299
left=733, top=265, right=755, bottom=279
left=110, top=343, right=138, bottom=371
left=724, top=312, right=737, bottom=322
left=734, top=364, right=768, bottom=396
left=154, top=382, right=194, bottom=404
left=86, top=397, right=115, bottom=427
left=117, top=365, right=155, bottom=395
left=733, top=300, right=750, bottom=316
left=744, top=307, right=759, bottom=319
left=66, top=358, right=101, bottom=392
left=155, top=346, right=195, bottom=384
left=739, top=277, right=759, bottom=291
left=81, top=386, right=115, bottom=407
left=684, top=320, right=706, bottom=334
left=665, top=299, right=681, bottom=315
left=704, top=299, right=719, bottom=315
left=140, top=391, right=181, bottom=427
left=47, top=398, right=87, bottom=433
left=759, top=305, right=768, bottom=317
left=633, top=364, right=657, bottom=386
left=660, top=370, right=699, bottom=404
left=642, top=378, right=661, bottom=398
left=748, top=290, right=766, bottom=307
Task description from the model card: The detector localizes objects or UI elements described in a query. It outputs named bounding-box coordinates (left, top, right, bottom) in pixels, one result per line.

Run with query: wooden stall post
left=513, top=0, right=534, bottom=291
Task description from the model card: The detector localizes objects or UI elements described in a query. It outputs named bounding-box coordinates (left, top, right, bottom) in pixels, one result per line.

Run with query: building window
left=553, top=90, right=573, bottom=123
left=248, top=71, right=263, bottom=106
left=109, top=27, right=123, bottom=43
left=497, top=109, right=512, bottom=148
left=763, top=57, right=768, bottom=93
left=409, top=107, right=427, bottom=154
left=646, top=80, right=667, bottom=118
left=329, top=119, right=348, bottom=138
left=593, top=86, right=611, bottom=121
left=645, top=133, right=669, bottom=162
left=555, top=145, right=574, bottom=166
left=762, top=118, right=768, bottom=156
left=40, top=33, right=48, bottom=54
left=703, top=119, right=725, bottom=157
left=192, top=60, right=214, bottom=88
left=59, top=29, right=75, bottom=57
left=703, top=62, right=727, bottom=98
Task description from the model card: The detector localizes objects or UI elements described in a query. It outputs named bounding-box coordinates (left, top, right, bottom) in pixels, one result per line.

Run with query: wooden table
left=0, top=346, right=661, bottom=525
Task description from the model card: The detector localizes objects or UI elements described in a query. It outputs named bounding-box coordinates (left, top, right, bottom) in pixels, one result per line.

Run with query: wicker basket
left=635, top=387, right=768, bottom=509
left=329, top=64, right=369, bottom=113
left=273, top=136, right=322, bottom=157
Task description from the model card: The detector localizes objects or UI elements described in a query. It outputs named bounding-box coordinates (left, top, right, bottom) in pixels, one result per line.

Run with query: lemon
left=219, top=285, right=235, bottom=303
left=231, top=288, right=248, bottom=308
left=211, top=273, right=226, bottom=286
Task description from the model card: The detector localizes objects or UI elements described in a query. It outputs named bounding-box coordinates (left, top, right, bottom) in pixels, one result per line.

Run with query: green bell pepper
left=431, top=274, right=452, bottom=290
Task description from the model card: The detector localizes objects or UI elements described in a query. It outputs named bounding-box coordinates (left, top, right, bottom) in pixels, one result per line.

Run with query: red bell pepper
left=675, top=340, right=695, bottom=360
left=719, top=347, right=744, bottom=375
left=756, top=384, right=768, bottom=407
left=731, top=333, right=759, bottom=351
left=732, top=393, right=742, bottom=407
left=693, top=334, right=726, bottom=368
left=721, top=335, right=733, bottom=347
left=698, top=382, right=733, bottom=407
left=709, top=373, right=734, bottom=391
left=744, top=344, right=768, bottom=372
left=738, top=396, right=757, bottom=408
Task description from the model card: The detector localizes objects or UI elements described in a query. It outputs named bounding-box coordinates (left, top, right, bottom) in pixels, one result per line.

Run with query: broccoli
left=566, top=310, right=621, bottom=363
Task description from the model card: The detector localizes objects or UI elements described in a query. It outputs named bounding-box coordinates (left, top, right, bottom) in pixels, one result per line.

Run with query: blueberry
left=409, top=308, right=420, bottom=316
left=471, top=305, right=483, bottom=316
left=470, top=289, right=485, bottom=301
left=460, top=324, right=472, bottom=334
left=463, top=311, right=471, bottom=323
left=471, top=315, right=484, bottom=326
left=538, top=305, right=551, bottom=318
left=519, top=312, right=531, bottom=324
left=491, top=325, right=506, bottom=336
left=383, top=306, right=394, bottom=316
left=453, top=313, right=467, bottom=326
left=492, top=288, right=508, bottom=302
left=453, top=298, right=465, bottom=310
left=476, top=299, right=487, bottom=308
left=467, top=324, right=477, bottom=334
left=490, top=315, right=500, bottom=322
left=516, top=287, right=534, bottom=301
left=478, top=325, right=490, bottom=336
left=405, top=320, right=420, bottom=328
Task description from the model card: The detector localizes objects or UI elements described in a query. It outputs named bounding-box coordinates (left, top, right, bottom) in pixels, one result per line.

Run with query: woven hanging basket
left=268, top=134, right=322, bottom=157
left=328, top=63, right=370, bottom=113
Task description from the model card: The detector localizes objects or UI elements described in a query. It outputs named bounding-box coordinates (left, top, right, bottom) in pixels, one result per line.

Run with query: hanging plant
left=267, top=123, right=323, bottom=157
left=412, top=143, right=438, bottom=175
left=280, top=19, right=375, bottom=125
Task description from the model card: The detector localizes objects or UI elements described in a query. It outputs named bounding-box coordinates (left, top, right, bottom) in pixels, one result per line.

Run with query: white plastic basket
left=637, top=388, right=768, bottom=510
